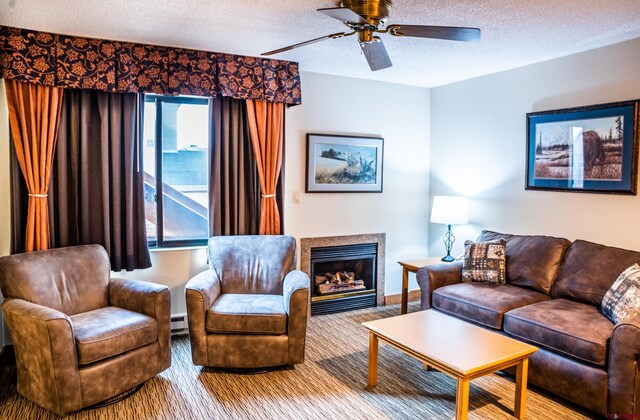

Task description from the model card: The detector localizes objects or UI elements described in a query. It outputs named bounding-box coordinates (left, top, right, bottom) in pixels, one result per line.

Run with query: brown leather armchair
left=0, top=245, right=171, bottom=415
left=185, top=235, right=310, bottom=369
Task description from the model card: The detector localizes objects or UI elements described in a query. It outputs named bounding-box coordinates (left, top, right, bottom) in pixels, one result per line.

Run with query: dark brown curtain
left=47, top=89, right=150, bottom=270
left=208, top=96, right=260, bottom=236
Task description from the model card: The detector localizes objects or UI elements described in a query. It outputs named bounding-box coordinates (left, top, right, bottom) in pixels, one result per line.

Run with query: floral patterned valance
left=0, top=25, right=301, bottom=105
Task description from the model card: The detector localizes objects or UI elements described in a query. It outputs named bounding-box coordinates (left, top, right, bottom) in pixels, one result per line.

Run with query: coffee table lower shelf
left=363, top=310, right=537, bottom=420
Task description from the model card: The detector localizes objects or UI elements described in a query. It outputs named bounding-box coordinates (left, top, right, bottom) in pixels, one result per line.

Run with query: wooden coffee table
left=362, top=310, right=538, bottom=420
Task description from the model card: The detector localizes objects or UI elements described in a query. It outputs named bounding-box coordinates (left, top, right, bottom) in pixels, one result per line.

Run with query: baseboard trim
left=384, top=289, right=421, bottom=306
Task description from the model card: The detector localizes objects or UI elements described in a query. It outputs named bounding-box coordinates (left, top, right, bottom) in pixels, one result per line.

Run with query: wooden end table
left=397, top=257, right=450, bottom=314
left=363, top=310, right=538, bottom=420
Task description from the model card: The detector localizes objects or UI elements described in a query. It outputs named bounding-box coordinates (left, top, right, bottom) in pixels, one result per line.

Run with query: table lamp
left=430, top=195, right=469, bottom=262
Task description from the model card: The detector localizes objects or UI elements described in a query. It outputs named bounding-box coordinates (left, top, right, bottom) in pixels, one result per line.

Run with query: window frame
left=143, top=94, right=210, bottom=248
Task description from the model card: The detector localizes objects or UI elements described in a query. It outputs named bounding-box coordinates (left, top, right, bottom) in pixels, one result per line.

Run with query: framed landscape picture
left=306, top=133, right=384, bottom=193
left=526, top=100, right=639, bottom=195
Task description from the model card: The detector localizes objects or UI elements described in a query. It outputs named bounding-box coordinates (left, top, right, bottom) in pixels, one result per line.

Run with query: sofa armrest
left=2, top=298, right=83, bottom=414
left=185, top=270, right=221, bottom=366
left=283, top=270, right=310, bottom=364
left=608, top=315, right=640, bottom=415
left=109, top=278, right=171, bottom=370
left=416, top=261, right=463, bottom=310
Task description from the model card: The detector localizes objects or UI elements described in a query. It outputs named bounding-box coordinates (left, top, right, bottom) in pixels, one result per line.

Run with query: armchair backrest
left=207, top=235, right=297, bottom=295
left=0, top=244, right=111, bottom=315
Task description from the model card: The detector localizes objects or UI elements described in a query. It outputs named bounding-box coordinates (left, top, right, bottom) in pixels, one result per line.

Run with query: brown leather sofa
left=185, top=235, right=310, bottom=369
left=0, top=245, right=171, bottom=415
left=417, top=230, right=640, bottom=417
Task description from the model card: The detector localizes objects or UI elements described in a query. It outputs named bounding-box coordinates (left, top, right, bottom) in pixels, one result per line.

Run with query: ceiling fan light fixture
left=358, top=29, right=374, bottom=44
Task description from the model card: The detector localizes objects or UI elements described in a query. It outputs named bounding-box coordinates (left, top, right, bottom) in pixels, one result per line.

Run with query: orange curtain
left=246, top=99, right=284, bottom=235
left=5, top=79, right=64, bottom=252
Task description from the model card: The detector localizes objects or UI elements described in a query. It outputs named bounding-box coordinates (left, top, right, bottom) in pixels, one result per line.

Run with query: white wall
left=285, top=72, right=431, bottom=295
left=114, top=247, right=209, bottom=316
left=429, top=38, right=640, bottom=257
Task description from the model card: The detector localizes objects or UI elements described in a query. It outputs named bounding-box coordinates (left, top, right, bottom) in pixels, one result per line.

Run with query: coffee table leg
left=514, top=358, right=529, bottom=419
left=455, top=377, right=470, bottom=420
left=368, top=332, right=379, bottom=386
left=401, top=267, right=409, bottom=314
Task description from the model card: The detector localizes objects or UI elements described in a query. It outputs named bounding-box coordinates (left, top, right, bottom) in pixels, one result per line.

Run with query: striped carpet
left=0, top=303, right=595, bottom=419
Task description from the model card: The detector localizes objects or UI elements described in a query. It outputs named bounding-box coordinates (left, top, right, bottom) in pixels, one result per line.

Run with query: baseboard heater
left=171, top=313, right=189, bottom=336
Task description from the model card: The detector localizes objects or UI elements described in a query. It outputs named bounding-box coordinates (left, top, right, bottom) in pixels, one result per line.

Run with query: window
left=143, top=95, right=210, bottom=247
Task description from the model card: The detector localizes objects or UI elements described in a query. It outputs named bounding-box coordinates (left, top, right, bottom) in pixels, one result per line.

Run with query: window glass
left=143, top=96, right=209, bottom=246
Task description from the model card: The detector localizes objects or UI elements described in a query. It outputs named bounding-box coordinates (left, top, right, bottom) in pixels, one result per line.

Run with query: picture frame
left=526, top=100, right=639, bottom=195
left=306, top=133, right=384, bottom=193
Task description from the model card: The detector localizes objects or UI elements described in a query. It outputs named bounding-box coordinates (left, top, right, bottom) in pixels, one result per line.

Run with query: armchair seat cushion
left=433, top=283, right=550, bottom=329
left=504, top=299, right=615, bottom=366
left=71, top=306, right=158, bottom=365
left=206, top=294, right=287, bottom=335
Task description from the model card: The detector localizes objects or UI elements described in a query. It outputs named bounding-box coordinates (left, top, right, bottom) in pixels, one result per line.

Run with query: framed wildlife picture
left=306, top=133, right=384, bottom=193
left=526, top=100, right=639, bottom=195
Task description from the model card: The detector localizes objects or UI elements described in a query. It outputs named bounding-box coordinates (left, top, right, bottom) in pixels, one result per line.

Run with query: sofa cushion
left=71, top=306, right=157, bottom=365
left=461, top=239, right=506, bottom=284
left=207, top=293, right=287, bottom=335
left=601, top=263, right=640, bottom=323
left=432, top=283, right=550, bottom=329
left=504, top=299, right=615, bottom=367
left=478, top=230, right=571, bottom=295
left=553, top=240, right=640, bottom=306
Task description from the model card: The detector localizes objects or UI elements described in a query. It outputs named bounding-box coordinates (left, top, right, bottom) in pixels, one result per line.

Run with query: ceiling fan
left=262, top=0, right=481, bottom=71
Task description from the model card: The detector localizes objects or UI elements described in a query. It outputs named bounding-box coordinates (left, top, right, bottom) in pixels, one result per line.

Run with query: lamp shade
left=430, top=196, right=469, bottom=225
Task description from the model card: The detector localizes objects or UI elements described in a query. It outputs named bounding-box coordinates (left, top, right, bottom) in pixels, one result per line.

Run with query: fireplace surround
left=301, top=233, right=385, bottom=315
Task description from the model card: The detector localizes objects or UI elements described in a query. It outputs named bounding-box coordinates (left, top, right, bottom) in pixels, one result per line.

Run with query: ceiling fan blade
left=318, top=7, right=368, bottom=24
left=262, top=32, right=350, bottom=56
left=360, top=37, right=392, bottom=71
left=387, top=24, right=481, bottom=42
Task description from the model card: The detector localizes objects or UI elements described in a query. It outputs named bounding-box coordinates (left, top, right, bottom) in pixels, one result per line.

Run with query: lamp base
left=440, top=224, right=456, bottom=263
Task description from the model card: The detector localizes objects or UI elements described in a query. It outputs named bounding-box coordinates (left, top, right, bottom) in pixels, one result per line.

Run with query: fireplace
left=301, top=233, right=385, bottom=315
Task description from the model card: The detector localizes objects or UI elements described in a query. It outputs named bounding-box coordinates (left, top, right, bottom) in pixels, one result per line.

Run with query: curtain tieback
left=262, top=194, right=276, bottom=198
left=28, top=193, right=48, bottom=198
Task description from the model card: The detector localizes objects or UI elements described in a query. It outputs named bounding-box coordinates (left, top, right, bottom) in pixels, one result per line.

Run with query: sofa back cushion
left=0, top=244, right=111, bottom=315
left=553, top=240, right=640, bottom=305
left=477, top=230, right=572, bottom=295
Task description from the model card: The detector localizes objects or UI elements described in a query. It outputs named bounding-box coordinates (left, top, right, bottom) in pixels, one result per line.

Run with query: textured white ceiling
left=2, top=0, right=640, bottom=87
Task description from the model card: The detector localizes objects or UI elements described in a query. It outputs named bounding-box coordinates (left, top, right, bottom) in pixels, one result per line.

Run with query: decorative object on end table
left=430, top=195, right=469, bottom=262
left=306, top=133, right=383, bottom=192
left=526, top=99, right=639, bottom=195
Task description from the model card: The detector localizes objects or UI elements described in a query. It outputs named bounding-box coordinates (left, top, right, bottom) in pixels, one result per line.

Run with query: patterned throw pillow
left=461, top=239, right=507, bottom=284
left=601, top=263, right=640, bottom=324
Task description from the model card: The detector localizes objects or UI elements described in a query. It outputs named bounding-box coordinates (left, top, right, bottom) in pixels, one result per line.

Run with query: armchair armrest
left=608, top=315, right=640, bottom=415
left=184, top=270, right=221, bottom=366
left=2, top=298, right=83, bottom=414
left=416, top=261, right=463, bottom=310
left=283, top=270, right=310, bottom=315
left=283, top=270, right=310, bottom=364
left=109, top=278, right=170, bottom=319
left=109, top=278, right=171, bottom=370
